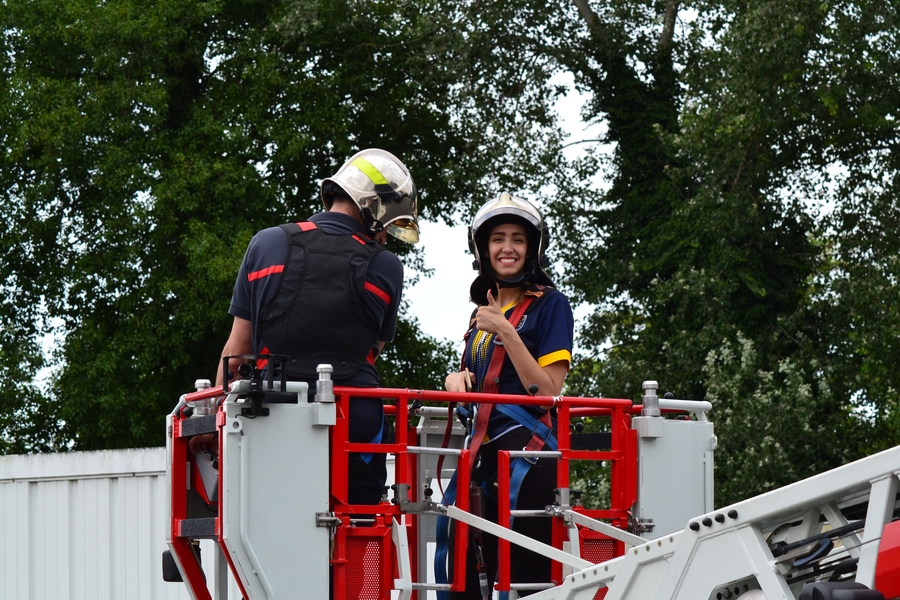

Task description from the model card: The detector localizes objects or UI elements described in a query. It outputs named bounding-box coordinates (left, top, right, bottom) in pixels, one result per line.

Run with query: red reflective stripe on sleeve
left=247, top=265, right=284, bottom=282
left=296, top=222, right=317, bottom=231
left=364, top=282, right=391, bottom=304
left=351, top=234, right=367, bottom=245
left=257, top=347, right=269, bottom=370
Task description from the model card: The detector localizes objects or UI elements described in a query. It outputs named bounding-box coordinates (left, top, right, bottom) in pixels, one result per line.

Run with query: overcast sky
left=403, top=219, right=478, bottom=345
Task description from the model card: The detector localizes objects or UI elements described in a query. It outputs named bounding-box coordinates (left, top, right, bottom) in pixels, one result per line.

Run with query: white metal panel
left=220, top=400, right=331, bottom=599
left=633, top=416, right=716, bottom=538
left=0, top=448, right=190, bottom=600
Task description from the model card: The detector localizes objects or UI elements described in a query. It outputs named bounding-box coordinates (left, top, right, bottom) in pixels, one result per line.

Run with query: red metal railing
left=168, top=385, right=643, bottom=599
left=329, top=387, right=638, bottom=598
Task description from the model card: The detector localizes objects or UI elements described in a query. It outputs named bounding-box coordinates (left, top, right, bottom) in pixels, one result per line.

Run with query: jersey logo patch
left=493, top=315, right=527, bottom=346
left=515, top=315, right=527, bottom=331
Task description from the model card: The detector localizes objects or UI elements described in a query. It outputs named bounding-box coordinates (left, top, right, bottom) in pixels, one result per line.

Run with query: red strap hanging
left=436, top=296, right=533, bottom=495
left=465, top=296, right=533, bottom=462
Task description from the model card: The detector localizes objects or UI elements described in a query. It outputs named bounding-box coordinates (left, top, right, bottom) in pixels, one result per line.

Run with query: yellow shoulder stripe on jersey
left=538, top=349, right=572, bottom=368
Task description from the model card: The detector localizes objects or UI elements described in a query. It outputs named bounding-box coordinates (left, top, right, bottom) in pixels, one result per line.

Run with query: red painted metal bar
left=168, top=411, right=221, bottom=599
left=331, top=515, right=352, bottom=600
left=552, top=400, right=572, bottom=585
left=213, top=409, right=251, bottom=600
left=453, top=448, right=472, bottom=593
left=613, top=404, right=638, bottom=521
left=169, top=416, right=212, bottom=600
left=334, top=386, right=634, bottom=411
left=497, top=450, right=512, bottom=593
left=393, top=392, right=410, bottom=488
left=330, top=394, right=351, bottom=507
left=184, top=386, right=225, bottom=403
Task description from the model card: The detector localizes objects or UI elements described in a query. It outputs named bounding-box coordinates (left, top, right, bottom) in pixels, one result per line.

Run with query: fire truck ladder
left=520, top=444, right=900, bottom=600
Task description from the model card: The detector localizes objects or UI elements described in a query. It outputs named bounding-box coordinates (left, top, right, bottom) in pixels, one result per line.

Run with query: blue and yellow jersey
left=462, top=286, right=574, bottom=441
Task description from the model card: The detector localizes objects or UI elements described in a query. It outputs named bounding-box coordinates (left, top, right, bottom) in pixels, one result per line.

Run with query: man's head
left=321, top=149, right=419, bottom=243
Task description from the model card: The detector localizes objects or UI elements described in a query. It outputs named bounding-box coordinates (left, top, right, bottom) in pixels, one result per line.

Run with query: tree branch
left=560, top=138, right=606, bottom=150
left=572, top=0, right=605, bottom=40
left=657, top=0, right=681, bottom=54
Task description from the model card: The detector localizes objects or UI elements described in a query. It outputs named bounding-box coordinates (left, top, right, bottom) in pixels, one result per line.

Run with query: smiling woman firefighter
left=438, top=193, right=575, bottom=599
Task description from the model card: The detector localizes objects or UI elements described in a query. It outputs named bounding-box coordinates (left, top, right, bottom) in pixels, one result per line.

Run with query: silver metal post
left=641, top=380, right=660, bottom=417
left=315, top=364, right=335, bottom=403
left=192, top=378, right=215, bottom=415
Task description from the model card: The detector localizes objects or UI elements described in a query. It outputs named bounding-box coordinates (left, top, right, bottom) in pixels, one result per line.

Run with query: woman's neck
left=496, top=286, right=524, bottom=308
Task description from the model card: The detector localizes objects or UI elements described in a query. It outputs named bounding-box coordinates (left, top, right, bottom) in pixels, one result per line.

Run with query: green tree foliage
left=0, top=0, right=563, bottom=452
left=554, top=0, right=900, bottom=505
left=416, top=0, right=899, bottom=505
left=3, top=0, right=899, bottom=509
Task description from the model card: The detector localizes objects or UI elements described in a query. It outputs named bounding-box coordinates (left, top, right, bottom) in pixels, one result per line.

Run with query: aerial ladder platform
left=163, top=357, right=900, bottom=599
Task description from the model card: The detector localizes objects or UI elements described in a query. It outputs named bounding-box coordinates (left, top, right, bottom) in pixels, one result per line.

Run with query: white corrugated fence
left=0, top=447, right=192, bottom=600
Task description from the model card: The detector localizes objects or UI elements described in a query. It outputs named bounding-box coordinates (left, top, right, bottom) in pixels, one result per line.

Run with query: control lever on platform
left=410, top=399, right=423, bottom=414
left=238, top=362, right=268, bottom=417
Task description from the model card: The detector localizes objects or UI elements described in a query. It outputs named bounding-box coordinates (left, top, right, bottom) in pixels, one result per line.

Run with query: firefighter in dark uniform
left=200, top=148, right=419, bottom=505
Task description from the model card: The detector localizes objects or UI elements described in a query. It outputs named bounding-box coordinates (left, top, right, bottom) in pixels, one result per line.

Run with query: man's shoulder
left=250, top=224, right=289, bottom=243
left=369, top=247, right=403, bottom=282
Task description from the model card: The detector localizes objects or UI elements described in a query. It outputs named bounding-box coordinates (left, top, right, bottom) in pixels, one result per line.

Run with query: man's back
left=229, top=211, right=404, bottom=388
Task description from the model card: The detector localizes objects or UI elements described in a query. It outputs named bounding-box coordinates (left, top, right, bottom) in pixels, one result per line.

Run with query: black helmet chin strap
left=495, top=273, right=527, bottom=288
left=469, top=269, right=529, bottom=306
left=480, top=258, right=529, bottom=288
left=359, top=207, right=384, bottom=234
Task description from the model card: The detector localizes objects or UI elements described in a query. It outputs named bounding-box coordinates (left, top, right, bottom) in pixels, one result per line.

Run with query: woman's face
left=488, top=222, right=529, bottom=279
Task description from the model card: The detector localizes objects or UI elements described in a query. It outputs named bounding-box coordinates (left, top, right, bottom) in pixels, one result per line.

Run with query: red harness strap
left=436, top=296, right=534, bottom=496
left=465, top=296, right=534, bottom=462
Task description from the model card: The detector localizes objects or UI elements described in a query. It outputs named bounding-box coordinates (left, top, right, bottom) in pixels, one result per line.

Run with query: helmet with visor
left=321, top=149, right=419, bottom=243
left=468, top=193, right=553, bottom=302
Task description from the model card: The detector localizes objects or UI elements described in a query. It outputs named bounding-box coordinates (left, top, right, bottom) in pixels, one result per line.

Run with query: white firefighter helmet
left=321, top=148, right=419, bottom=243
left=467, top=193, right=553, bottom=301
